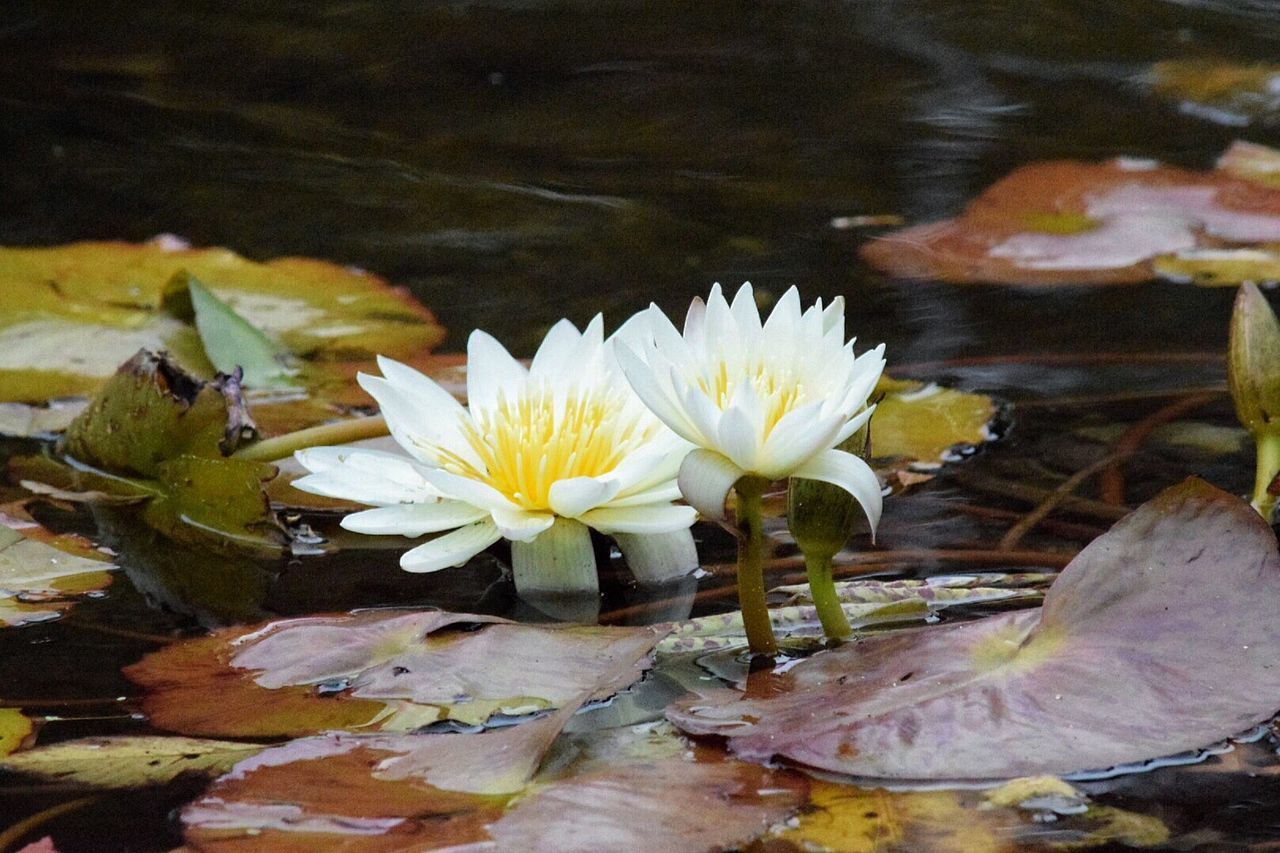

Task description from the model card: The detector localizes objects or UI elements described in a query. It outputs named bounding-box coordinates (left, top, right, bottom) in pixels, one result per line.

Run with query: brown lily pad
left=861, top=149, right=1280, bottom=285
left=0, top=503, right=114, bottom=627
left=126, top=609, right=667, bottom=737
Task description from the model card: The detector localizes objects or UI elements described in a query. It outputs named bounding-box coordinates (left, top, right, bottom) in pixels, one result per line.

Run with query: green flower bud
left=1229, top=282, right=1280, bottom=438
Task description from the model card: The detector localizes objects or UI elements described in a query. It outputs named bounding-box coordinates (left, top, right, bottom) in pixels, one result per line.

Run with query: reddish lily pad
left=125, top=609, right=667, bottom=737
left=861, top=151, right=1280, bottom=285
left=669, top=479, right=1280, bottom=780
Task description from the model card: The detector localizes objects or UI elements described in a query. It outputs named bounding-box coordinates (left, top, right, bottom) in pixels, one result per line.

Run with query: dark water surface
left=1, top=1, right=1279, bottom=849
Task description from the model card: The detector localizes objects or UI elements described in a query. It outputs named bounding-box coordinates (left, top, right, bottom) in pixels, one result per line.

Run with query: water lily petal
left=604, top=480, right=683, bottom=508
left=762, top=286, right=801, bottom=341
left=510, top=517, right=598, bottom=597
left=729, top=282, right=763, bottom=341
left=831, top=403, right=876, bottom=447
left=420, top=466, right=519, bottom=514
left=293, top=447, right=441, bottom=506
left=491, top=505, right=556, bottom=542
left=549, top=476, right=623, bottom=519
left=616, top=343, right=705, bottom=445
left=399, top=520, right=502, bottom=573
left=792, top=448, right=883, bottom=536
left=341, top=502, right=490, bottom=537
left=580, top=503, right=698, bottom=534
left=466, top=329, right=528, bottom=412
left=758, top=402, right=844, bottom=476
left=717, top=381, right=765, bottom=471
left=614, top=528, right=699, bottom=584
left=678, top=449, right=744, bottom=520
left=375, top=356, right=469, bottom=422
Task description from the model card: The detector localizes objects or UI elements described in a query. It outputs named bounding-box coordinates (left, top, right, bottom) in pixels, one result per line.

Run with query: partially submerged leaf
left=0, top=736, right=264, bottom=787
left=0, top=239, right=444, bottom=435
left=0, top=709, right=33, bottom=757
left=126, top=609, right=667, bottom=737
left=0, top=506, right=114, bottom=627
left=52, top=351, right=284, bottom=552
left=1150, top=61, right=1280, bottom=127
left=669, top=479, right=1280, bottom=779
left=861, top=150, right=1280, bottom=285
left=162, top=272, right=297, bottom=390
left=1152, top=247, right=1280, bottom=286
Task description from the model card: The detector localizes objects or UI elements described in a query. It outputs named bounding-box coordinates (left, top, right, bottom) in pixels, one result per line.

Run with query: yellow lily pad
left=870, top=377, right=999, bottom=471
left=1150, top=61, right=1280, bottom=127
left=0, top=736, right=264, bottom=787
left=0, top=238, right=445, bottom=435
left=0, top=709, right=34, bottom=757
left=1154, top=248, right=1280, bottom=287
left=0, top=505, right=114, bottom=627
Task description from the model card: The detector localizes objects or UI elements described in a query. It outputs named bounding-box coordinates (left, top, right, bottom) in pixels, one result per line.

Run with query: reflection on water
left=1, top=0, right=1279, bottom=849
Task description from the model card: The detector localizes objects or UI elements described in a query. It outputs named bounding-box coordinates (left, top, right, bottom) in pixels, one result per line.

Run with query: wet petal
left=341, top=502, right=490, bottom=537
left=579, top=504, right=697, bottom=534
left=400, top=520, right=502, bottom=573
left=549, top=476, right=623, bottom=519
left=491, top=505, right=555, bottom=542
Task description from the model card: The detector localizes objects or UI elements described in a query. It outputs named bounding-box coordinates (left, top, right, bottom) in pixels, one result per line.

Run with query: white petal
left=510, top=517, right=598, bottom=597
left=832, top=403, right=876, bottom=447
left=729, top=282, right=763, bottom=339
left=821, top=295, right=845, bottom=337
left=614, top=529, right=699, bottom=584
left=548, top=476, right=623, bottom=518
left=792, top=448, right=884, bottom=537
left=340, top=502, right=489, bottom=537
left=717, top=380, right=765, bottom=471
left=616, top=343, right=705, bottom=445
left=677, top=448, right=744, bottom=520
left=758, top=405, right=844, bottom=477
left=375, top=356, right=469, bottom=422
left=420, top=466, right=518, bottom=513
left=490, top=505, right=555, bottom=542
left=292, top=447, right=441, bottom=506
left=762, top=286, right=801, bottom=339
left=466, top=329, right=528, bottom=412
left=579, top=503, right=698, bottom=534
left=529, top=318, right=583, bottom=380
left=604, top=480, right=683, bottom=508
left=399, top=520, right=501, bottom=573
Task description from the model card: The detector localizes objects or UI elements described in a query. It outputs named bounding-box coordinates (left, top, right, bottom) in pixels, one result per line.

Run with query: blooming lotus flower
left=615, top=282, right=886, bottom=528
left=292, top=316, right=698, bottom=597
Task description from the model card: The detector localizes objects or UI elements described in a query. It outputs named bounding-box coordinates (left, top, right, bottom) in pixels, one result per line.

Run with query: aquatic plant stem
left=805, top=552, right=852, bottom=640
left=1251, top=433, right=1280, bottom=523
left=0, top=795, right=98, bottom=852
left=734, top=476, right=777, bottom=656
left=232, top=415, right=389, bottom=462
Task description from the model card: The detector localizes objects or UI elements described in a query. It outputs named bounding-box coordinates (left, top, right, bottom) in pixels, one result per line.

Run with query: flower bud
left=1229, top=282, right=1280, bottom=438
left=787, top=416, right=872, bottom=560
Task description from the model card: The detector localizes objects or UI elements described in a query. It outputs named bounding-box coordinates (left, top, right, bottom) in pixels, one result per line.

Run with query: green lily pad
left=125, top=609, right=667, bottom=737
left=0, top=736, right=265, bottom=787
left=50, top=350, right=284, bottom=553
left=871, top=378, right=1000, bottom=473
left=0, top=238, right=444, bottom=436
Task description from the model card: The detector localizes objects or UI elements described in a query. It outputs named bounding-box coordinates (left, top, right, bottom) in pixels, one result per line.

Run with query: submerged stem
left=805, top=552, right=852, bottom=640
left=1252, top=432, right=1280, bottom=523
left=734, top=476, right=777, bottom=657
left=231, top=415, right=389, bottom=463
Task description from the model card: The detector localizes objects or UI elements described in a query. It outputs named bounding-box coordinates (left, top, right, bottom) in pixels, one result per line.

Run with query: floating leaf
left=1153, top=247, right=1280, bottom=287
left=126, top=609, right=666, bottom=737
left=0, top=736, right=264, bottom=787
left=861, top=150, right=1280, bottom=285
left=1150, top=61, right=1280, bottom=127
left=669, top=479, right=1280, bottom=779
left=0, top=506, right=114, bottom=627
left=871, top=378, right=999, bottom=472
left=0, top=238, right=444, bottom=435
left=51, top=350, right=284, bottom=552
left=0, top=709, right=33, bottom=757
left=162, top=272, right=297, bottom=390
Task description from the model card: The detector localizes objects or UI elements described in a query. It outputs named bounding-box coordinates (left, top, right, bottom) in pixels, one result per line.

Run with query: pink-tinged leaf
left=861, top=153, right=1280, bottom=285
left=669, top=478, right=1280, bottom=779
left=126, top=609, right=666, bottom=736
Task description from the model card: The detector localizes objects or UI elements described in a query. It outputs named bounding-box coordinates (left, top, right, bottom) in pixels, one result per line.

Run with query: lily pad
left=125, top=609, right=667, bottom=737
left=47, top=350, right=285, bottom=553
left=1150, top=61, right=1280, bottom=127
left=871, top=378, right=999, bottom=472
left=0, top=238, right=444, bottom=435
left=181, top=713, right=803, bottom=853
left=0, top=504, right=114, bottom=627
left=669, top=479, right=1280, bottom=780
left=861, top=148, right=1280, bottom=285
left=0, top=736, right=265, bottom=787
left=0, top=709, right=33, bottom=757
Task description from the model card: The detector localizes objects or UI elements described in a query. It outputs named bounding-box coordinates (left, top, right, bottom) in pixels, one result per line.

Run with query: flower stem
left=1252, top=432, right=1280, bottom=523
left=231, top=415, right=389, bottom=462
left=734, top=476, right=777, bottom=657
left=805, top=552, right=852, bottom=640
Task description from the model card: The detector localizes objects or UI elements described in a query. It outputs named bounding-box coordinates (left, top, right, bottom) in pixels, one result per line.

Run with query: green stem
left=231, top=415, right=389, bottom=463
left=805, top=552, right=852, bottom=640
left=734, top=476, right=777, bottom=657
left=1252, top=432, right=1280, bottom=523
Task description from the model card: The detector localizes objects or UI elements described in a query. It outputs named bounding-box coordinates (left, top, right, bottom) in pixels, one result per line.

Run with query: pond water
left=2, top=0, right=1280, bottom=849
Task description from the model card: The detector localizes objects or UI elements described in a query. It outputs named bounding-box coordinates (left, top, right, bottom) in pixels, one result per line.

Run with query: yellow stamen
left=426, top=382, right=660, bottom=511
left=694, top=359, right=811, bottom=438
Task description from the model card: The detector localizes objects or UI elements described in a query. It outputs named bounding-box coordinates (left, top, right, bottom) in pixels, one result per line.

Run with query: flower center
left=697, top=359, right=808, bottom=437
left=436, top=383, right=657, bottom=510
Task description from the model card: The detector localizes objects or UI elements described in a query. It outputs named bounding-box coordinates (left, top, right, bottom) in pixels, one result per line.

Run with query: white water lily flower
left=615, top=282, right=886, bottom=532
left=292, top=316, right=698, bottom=594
